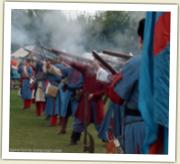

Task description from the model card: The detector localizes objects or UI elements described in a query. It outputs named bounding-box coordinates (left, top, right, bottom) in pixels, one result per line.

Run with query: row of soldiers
left=13, top=16, right=169, bottom=154
left=17, top=55, right=116, bottom=150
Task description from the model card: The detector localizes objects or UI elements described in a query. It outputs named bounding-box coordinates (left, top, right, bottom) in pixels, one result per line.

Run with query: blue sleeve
left=114, top=55, right=140, bottom=100
left=18, top=65, right=23, bottom=74
left=66, top=68, right=84, bottom=89
left=27, top=67, right=33, bottom=76
left=62, top=68, right=70, bottom=77
left=67, top=74, right=84, bottom=89
left=54, top=64, right=69, bottom=77
left=46, top=73, right=61, bottom=83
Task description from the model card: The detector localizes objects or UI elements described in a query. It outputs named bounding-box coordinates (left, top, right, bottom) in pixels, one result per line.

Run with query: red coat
left=71, top=63, right=106, bottom=125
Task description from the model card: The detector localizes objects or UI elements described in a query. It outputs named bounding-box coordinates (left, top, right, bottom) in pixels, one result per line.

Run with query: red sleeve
left=106, top=73, right=124, bottom=105
left=92, top=90, right=105, bottom=100
left=91, top=82, right=107, bottom=100
left=111, top=73, right=122, bottom=87
left=71, top=62, right=87, bottom=75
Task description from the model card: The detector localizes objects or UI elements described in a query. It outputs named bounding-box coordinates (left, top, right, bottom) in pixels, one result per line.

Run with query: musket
left=92, top=50, right=117, bottom=74
left=24, top=47, right=46, bottom=61
left=103, top=50, right=132, bottom=59
left=22, top=49, right=40, bottom=63
left=41, top=46, right=92, bottom=64
left=42, top=47, right=66, bottom=56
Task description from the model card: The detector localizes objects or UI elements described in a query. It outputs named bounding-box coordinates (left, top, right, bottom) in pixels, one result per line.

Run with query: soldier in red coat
left=72, top=62, right=106, bottom=124
left=62, top=57, right=108, bottom=144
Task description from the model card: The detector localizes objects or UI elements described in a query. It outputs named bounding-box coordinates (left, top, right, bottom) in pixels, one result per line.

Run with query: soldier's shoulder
left=127, top=54, right=141, bottom=66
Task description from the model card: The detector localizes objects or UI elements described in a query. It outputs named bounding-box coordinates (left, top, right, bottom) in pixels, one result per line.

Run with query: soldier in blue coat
left=57, top=66, right=84, bottom=134
left=44, top=61, right=66, bottom=126
left=34, top=61, right=46, bottom=116
left=18, top=59, right=33, bottom=110
left=106, top=19, right=146, bottom=154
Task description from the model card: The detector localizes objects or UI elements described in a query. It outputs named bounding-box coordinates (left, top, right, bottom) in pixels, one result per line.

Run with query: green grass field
left=9, top=89, right=106, bottom=153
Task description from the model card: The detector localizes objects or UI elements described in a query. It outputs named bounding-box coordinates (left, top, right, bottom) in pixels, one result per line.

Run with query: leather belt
left=125, top=108, right=141, bottom=117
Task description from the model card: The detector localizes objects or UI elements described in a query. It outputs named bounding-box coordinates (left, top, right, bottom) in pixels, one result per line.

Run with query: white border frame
left=2, top=2, right=178, bottom=162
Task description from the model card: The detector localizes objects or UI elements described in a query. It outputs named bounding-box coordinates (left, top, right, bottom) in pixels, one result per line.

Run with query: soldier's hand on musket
left=111, top=73, right=122, bottom=84
left=88, top=93, right=94, bottom=100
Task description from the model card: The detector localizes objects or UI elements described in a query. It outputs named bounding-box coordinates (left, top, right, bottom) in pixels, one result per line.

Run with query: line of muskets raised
left=37, top=46, right=132, bottom=75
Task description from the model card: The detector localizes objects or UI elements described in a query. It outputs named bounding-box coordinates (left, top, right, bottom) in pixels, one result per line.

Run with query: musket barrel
left=103, top=50, right=132, bottom=59
left=42, top=47, right=92, bottom=64
left=92, top=50, right=117, bottom=74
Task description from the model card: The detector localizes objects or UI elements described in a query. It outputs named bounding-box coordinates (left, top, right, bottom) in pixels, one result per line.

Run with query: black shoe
left=70, top=131, right=81, bottom=145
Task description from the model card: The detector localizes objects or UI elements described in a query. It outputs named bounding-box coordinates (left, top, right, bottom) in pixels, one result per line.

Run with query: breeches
left=124, top=121, right=145, bottom=154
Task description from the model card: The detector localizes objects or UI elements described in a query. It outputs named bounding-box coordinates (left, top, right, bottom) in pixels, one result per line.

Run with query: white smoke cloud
left=11, top=10, right=145, bottom=56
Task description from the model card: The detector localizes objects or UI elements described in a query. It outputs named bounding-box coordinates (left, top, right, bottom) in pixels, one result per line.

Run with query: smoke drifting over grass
left=11, top=9, right=145, bottom=55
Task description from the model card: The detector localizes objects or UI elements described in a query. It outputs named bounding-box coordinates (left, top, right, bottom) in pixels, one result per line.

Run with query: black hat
left=137, top=18, right=145, bottom=41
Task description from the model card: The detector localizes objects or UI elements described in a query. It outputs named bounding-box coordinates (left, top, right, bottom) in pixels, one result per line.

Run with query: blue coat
left=112, top=55, right=145, bottom=154
left=19, top=65, right=33, bottom=100
left=44, top=68, right=62, bottom=116
left=57, top=66, right=83, bottom=117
